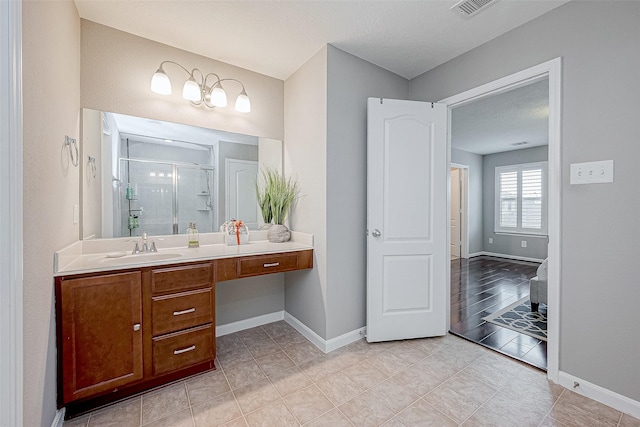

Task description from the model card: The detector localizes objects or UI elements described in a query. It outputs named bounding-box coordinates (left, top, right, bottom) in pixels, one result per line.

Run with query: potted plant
left=256, top=167, right=299, bottom=242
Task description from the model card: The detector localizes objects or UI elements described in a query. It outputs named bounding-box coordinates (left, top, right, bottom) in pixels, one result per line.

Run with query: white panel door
left=367, top=98, right=448, bottom=342
left=450, top=168, right=461, bottom=258
left=226, top=159, right=259, bottom=229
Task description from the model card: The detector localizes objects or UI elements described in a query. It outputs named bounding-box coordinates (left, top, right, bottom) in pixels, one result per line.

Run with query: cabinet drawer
left=152, top=288, right=213, bottom=336
left=238, top=253, right=299, bottom=278
left=152, top=325, right=213, bottom=376
left=151, top=263, right=213, bottom=294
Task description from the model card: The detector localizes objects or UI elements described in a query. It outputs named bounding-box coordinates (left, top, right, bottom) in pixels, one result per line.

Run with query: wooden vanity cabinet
left=56, top=250, right=313, bottom=417
left=56, top=272, right=143, bottom=404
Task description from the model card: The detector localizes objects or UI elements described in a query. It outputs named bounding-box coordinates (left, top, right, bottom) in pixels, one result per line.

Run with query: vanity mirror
left=80, top=109, right=282, bottom=240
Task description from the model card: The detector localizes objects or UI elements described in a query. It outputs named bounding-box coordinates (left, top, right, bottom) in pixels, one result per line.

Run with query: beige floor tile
left=245, top=337, right=281, bottom=359
left=283, top=341, right=324, bottom=365
left=405, top=335, right=452, bottom=356
left=261, top=321, right=296, bottom=338
left=316, top=374, right=364, bottom=405
left=620, top=414, right=640, bottom=427
left=245, top=399, right=299, bottom=427
left=224, top=360, right=267, bottom=390
left=392, top=362, right=450, bottom=397
left=89, top=396, right=141, bottom=427
left=255, top=350, right=295, bottom=377
left=219, top=417, right=248, bottom=427
left=338, top=391, right=394, bottom=426
left=343, top=360, right=390, bottom=390
left=548, top=390, right=620, bottom=427
left=142, top=408, right=193, bottom=427
left=429, top=342, right=485, bottom=371
left=233, top=378, right=281, bottom=414
left=283, top=385, right=335, bottom=424
left=369, top=377, right=420, bottom=414
left=423, top=373, right=497, bottom=424
left=218, top=346, right=254, bottom=370
left=466, top=391, right=550, bottom=427
left=343, top=338, right=395, bottom=359
left=380, top=418, right=408, bottom=427
left=142, top=382, right=189, bottom=425
left=237, top=327, right=270, bottom=343
left=367, top=351, right=410, bottom=376
left=186, top=370, right=231, bottom=406
left=462, top=352, right=526, bottom=389
left=268, top=366, right=313, bottom=396
left=63, top=415, right=90, bottom=427
left=217, top=334, right=246, bottom=355
left=385, top=342, right=428, bottom=366
left=192, top=391, right=242, bottom=427
left=298, top=357, right=342, bottom=383
left=304, top=408, right=353, bottom=427
left=326, top=349, right=366, bottom=370
left=396, top=398, right=457, bottom=427
left=271, top=329, right=309, bottom=349
left=539, top=416, right=571, bottom=426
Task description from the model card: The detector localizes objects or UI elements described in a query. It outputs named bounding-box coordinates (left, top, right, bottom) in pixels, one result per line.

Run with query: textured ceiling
left=452, top=79, right=549, bottom=155
left=74, top=0, right=567, bottom=80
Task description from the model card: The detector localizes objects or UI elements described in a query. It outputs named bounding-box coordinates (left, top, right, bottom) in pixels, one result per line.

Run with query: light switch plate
left=570, top=160, right=614, bottom=185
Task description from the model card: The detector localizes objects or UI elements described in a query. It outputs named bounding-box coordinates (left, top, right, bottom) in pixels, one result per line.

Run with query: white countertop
left=54, top=230, right=313, bottom=277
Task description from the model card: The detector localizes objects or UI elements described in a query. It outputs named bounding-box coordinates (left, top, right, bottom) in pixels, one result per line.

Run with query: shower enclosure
left=116, top=137, right=216, bottom=237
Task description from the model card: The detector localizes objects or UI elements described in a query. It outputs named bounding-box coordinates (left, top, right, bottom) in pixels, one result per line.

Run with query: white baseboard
left=283, top=312, right=365, bottom=353
left=558, top=371, right=640, bottom=419
left=473, top=251, right=544, bottom=263
left=51, top=408, right=65, bottom=427
left=216, top=311, right=284, bottom=337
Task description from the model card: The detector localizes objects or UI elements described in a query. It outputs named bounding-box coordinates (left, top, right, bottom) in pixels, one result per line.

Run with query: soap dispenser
left=187, top=222, right=199, bottom=248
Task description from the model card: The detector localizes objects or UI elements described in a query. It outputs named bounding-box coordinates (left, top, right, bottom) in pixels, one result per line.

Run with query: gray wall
left=483, top=146, right=548, bottom=260
left=325, top=45, right=410, bottom=339
left=451, top=148, right=483, bottom=255
left=216, top=274, right=284, bottom=325
left=410, top=1, right=640, bottom=402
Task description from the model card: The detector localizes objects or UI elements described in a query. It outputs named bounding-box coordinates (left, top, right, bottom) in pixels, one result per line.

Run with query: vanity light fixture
left=150, top=61, right=251, bottom=113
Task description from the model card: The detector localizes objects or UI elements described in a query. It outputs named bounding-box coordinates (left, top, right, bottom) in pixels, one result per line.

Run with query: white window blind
left=495, top=162, right=547, bottom=235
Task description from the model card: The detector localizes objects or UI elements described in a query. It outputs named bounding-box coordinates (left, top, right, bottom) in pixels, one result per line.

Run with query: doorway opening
left=441, top=58, right=561, bottom=377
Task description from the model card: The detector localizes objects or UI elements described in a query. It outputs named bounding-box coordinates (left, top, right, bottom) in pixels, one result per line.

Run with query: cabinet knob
left=133, top=323, right=141, bottom=331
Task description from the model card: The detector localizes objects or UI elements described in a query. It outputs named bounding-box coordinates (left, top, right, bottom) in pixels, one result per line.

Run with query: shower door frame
left=120, top=157, right=215, bottom=236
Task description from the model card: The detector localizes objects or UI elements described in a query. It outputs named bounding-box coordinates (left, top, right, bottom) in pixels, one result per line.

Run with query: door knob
left=372, top=229, right=381, bottom=237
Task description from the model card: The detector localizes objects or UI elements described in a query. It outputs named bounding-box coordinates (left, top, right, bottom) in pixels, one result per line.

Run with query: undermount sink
left=100, top=252, right=183, bottom=265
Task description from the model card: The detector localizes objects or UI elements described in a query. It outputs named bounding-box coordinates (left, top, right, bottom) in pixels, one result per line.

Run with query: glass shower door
left=120, top=159, right=174, bottom=237
left=176, top=166, right=215, bottom=234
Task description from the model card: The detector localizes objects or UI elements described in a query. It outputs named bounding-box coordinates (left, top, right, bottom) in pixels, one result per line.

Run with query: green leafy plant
left=256, top=168, right=299, bottom=225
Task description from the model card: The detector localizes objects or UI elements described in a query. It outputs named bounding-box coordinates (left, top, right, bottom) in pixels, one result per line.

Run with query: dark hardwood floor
left=450, top=256, right=547, bottom=370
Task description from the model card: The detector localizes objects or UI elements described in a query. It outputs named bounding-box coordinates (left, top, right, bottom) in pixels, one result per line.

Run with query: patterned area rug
left=483, top=297, right=547, bottom=341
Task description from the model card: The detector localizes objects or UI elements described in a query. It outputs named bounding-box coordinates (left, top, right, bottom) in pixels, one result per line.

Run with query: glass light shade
left=235, top=90, right=251, bottom=113
left=150, top=68, right=171, bottom=95
left=182, top=77, right=202, bottom=102
left=210, top=86, right=228, bottom=107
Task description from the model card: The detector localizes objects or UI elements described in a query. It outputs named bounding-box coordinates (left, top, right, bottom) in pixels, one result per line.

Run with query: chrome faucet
left=132, top=231, right=158, bottom=254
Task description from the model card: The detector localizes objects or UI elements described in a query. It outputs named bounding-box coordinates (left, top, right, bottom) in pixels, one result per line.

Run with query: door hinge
left=431, top=102, right=434, bottom=108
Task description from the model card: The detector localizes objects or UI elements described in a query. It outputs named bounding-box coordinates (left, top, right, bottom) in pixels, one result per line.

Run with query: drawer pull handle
left=133, top=323, right=141, bottom=332
left=174, top=345, right=196, bottom=355
left=173, top=308, right=196, bottom=316
left=263, top=262, right=280, bottom=268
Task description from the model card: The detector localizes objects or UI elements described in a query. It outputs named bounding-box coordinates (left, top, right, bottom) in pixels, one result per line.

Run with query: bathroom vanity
left=54, top=232, right=313, bottom=417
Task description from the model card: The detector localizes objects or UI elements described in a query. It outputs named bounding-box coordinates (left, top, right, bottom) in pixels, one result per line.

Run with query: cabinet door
left=60, top=271, right=143, bottom=403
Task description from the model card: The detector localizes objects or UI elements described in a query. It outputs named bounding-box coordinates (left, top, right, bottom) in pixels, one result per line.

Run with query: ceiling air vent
left=511, top=141, right=528, bottom=147
left=451, top=0, right=500, bottom=19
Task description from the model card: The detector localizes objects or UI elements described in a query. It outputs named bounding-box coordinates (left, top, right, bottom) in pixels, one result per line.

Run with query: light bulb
left=182, top=76, right=201, bottom=102
left=235, top=90, right=251, bottom=113
left=150, top=67, right=171, bottom=95
left=210, top=85, right=228, bottom=107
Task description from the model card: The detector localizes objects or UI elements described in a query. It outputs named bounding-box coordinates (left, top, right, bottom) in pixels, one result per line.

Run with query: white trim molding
left=474, top=251, right=545, bottom=264
left=51, top=408, right=65, bottom=427
left=440, top=57, right=562, bottom=385
left=0, top=2, right=23, bottom=427
left=558, top=371, right=640, bottom=419
left=284, top=312, right=364, bottom=353
left=216, top=311, right=284, bottom=337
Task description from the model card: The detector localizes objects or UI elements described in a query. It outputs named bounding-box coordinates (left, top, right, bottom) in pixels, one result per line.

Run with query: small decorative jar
left=187, top=222, right=199, bottom=248
left=222, top=219, right=249, bottom=246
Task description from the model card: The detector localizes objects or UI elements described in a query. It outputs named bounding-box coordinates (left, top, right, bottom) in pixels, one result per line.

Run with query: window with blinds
left=495, top=162, right=547, bottom=235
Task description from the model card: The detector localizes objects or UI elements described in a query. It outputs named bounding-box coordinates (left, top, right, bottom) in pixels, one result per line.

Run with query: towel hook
left=65, top=135, right=79, bottom=167
left=87, top=155, right=97, bottom=178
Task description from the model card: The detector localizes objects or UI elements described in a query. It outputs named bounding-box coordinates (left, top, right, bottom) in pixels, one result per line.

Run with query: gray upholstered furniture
left=529, top=257, right=548, bottom=312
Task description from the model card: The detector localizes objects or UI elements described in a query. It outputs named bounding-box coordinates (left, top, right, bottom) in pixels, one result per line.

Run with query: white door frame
left=440, top=58, right=562, bottom=382
left=0, top=1, right=24, bottom=425
left=450, top=163, right=469, bottom=259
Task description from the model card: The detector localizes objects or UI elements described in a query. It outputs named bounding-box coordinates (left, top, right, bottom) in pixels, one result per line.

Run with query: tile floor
left=64, top=321, right=640, bottom=427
